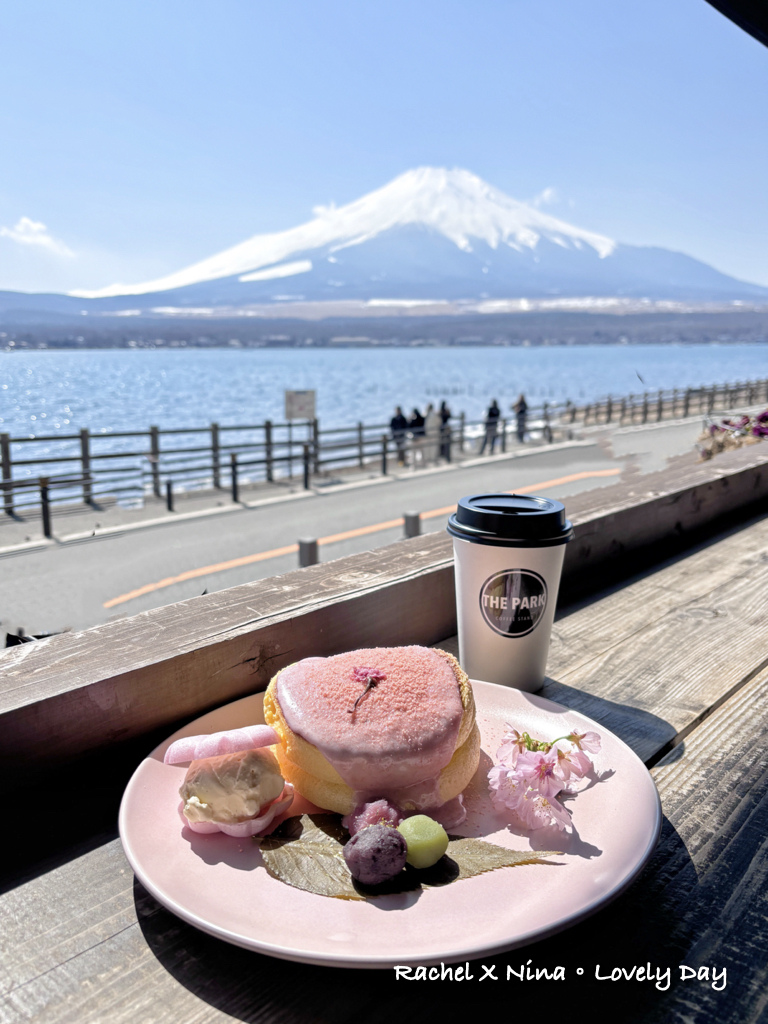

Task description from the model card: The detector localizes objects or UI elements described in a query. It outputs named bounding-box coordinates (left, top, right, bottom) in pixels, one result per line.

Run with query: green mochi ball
left=397, top=814, right=449, bottom=868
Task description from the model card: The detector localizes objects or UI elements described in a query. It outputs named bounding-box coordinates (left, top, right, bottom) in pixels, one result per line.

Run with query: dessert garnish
left=348, top=665, right=387, bottom=715
left=397, top=815, right=449, bottom=869
left=488, top=724, right=603, bottom=831
left=178, top=747, right=294, bottom=837
left=164, top=724, right=279, bottom=764
left=256, top=813, right=560, bottom=901
left=343, top=823, right=408, bottom=884
left=343, top=798, right=403, bottom=835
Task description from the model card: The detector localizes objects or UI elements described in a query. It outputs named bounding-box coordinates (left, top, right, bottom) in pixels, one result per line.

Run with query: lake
left=2, top=344, right=767, bottom=441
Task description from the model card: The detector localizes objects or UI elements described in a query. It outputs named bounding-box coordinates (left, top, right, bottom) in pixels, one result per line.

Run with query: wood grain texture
left=0, top=536, right=456, bottom=768
left=444, top=512, right=768, bottom=763
left=1, top=448, right=766, bottom=775
left=2, top=664, right=767, bottom=1022
left=541, top=553, right=768, bottom=763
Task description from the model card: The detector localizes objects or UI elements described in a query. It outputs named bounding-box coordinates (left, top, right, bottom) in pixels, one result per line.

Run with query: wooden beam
left=1, top=446, right=766, bottom=769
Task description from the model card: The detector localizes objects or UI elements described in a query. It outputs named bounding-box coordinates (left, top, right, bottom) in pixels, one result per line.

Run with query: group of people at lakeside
left=390, top=401, right=452, bottom=467
left=479, top=394, right=529, bottom=455
left=389, top=394, right=530, bottom=466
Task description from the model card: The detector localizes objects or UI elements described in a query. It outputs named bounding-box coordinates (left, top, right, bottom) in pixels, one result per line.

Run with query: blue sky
left=1, top=0, right=766, bottom=294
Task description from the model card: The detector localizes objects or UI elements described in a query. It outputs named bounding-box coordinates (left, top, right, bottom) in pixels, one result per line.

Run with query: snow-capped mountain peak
left=73, top=167, right=616, bottom=298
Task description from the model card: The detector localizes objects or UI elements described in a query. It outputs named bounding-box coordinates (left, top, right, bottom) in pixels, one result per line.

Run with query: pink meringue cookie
left=164, top=724, right=279, bottom=764
left=181, top=783, right=295, bottom=837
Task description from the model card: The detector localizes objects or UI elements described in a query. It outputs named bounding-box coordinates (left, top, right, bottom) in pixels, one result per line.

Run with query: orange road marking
left=419, top=468, right=620, bottom=519
left=103, top=544, right=299, bottom=608
left=103, top=467, right=620, bottom=608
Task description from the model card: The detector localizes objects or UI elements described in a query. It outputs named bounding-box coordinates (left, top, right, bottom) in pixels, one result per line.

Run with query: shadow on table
left=538, top=678, right=680, bottom=768
left=133, top=810, right=719, bottom=1024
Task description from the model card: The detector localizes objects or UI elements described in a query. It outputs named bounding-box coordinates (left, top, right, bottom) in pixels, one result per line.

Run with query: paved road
left=0, top=419, right=703, bottom=635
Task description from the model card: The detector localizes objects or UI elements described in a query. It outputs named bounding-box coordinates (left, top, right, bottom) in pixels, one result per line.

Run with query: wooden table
left=2, top=448, right=768, bottom=1023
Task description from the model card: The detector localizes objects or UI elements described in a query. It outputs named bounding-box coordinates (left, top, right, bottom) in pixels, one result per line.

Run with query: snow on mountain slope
left=73, top=168, right=616, bottom=298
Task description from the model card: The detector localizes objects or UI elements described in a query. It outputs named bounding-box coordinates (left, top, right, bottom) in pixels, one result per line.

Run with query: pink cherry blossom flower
left=515, top=750, right=564, bottom=799
left=553, top=744, right=593, bottom=780
left=515, top=789, right=573, bottom=832
left=488, top=764, right=527, bottom=813
left=568, top=730, right=601, bottom=754
left=496, top=725, right=528, bottom=767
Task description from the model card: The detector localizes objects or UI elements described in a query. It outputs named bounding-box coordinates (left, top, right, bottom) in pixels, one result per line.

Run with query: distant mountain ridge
left=2, top=167, right=767, bottom=317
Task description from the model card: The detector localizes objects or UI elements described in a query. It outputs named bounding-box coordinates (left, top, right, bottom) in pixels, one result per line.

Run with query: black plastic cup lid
left=447, top=493, right=573, bottom=547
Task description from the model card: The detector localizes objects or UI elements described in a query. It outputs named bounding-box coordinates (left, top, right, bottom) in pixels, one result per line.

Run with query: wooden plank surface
left=2, top=627, right=767, bottom=1022
left=444, top=511, right=768, bottom=763
left=2, top=447, right=767, bottom=774
left=0, top=535, right=456, bottom=770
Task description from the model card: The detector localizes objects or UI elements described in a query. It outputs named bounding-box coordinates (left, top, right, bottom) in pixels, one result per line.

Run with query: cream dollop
left=179, top=747, right=286, bottom=826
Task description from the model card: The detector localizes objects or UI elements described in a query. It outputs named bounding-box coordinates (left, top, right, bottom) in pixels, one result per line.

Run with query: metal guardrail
left=2, top=380, right=766, bottom=531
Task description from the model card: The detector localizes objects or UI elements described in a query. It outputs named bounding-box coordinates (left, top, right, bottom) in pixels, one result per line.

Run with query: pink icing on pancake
left=276, top=646, right=464, bottom=803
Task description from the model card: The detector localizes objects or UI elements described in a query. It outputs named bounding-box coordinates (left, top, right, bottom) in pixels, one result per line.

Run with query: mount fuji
left=4, top=168, right=768, bottom=318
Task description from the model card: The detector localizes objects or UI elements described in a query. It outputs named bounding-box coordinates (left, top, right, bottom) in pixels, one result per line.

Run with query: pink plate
left=119, top=681, right=661, bottom=968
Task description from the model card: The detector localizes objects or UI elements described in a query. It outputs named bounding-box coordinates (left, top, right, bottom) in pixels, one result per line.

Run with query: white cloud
left=531, top=187, right=560, bottom=208
left=0, top=216, right=74, bottom=257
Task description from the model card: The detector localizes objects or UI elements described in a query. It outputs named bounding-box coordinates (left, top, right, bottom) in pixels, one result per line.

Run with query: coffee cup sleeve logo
left=479, top=569, right=548, bottom=637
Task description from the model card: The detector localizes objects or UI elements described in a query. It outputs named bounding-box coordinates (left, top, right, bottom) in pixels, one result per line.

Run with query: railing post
left=230, top=452, right=239, bottom=503
left=642, top=393, right=649, bottom=424
left=656, top=391, right=663, bottom=422
left=211, top=422, right=221, bottom=489
left=683, top=388, right=690, bottom=418
left=605, top=395, right=612, bottom=423
left=265, top=420, right=273, bottom=483
left=165, top=479, right=174, bottom=512
left=1, top=433, right=12, bottom=514
left=381, top=434, right=388, bottom=475
left=302, top=443, right=310, bottom=490
left=672, top=388, right=678, bottom=418
left=708, top=386, right=715, bottom=414
left=150, top=425, right=161, bottom=498
left=40, top=476, right=52, bottom=538
left=357, top=422, right=365, bottom=468
left=312, top=418, right=320, bottom=473
left=500, top=419, right=507, bottom=453
left=403, top=511, right=421, bottom=538
left=459, top=411, right=466, bottom=452
left=79, top=427, right=92, bottom=505
left=298, top=538, right=318, bottom=568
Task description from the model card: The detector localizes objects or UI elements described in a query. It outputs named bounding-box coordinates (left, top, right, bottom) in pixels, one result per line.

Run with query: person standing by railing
left=479, top=399, right=501, bottom=455
left=423, top=403, right=441, bottom=464
left=513, top=393, right=528, bottom=443
left=439, top=400, right=452, bottom=460
left=408, top=407, right=426, bottom=466
left=390, top=406, right=408, bottom=466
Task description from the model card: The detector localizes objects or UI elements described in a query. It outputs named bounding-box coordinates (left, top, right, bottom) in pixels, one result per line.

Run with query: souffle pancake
left=263, top=646, right=480, bottom=818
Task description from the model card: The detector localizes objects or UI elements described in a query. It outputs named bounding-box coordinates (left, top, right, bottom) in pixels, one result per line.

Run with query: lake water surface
left=2, top=345, right=766, bottom=441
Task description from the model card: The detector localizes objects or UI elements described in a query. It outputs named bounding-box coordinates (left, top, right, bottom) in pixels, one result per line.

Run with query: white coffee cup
left=447, top=493, right=572, bottom=692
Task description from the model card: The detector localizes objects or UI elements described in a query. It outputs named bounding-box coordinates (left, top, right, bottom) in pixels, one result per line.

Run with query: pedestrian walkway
left=2, top=405, right=762, bottom=555
left=0, top=431, right=586, bottom=551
